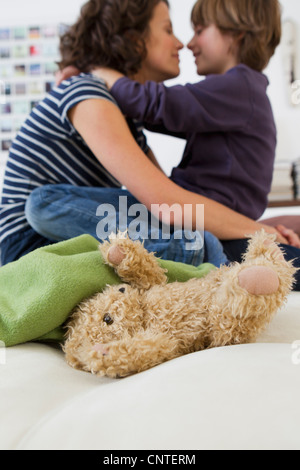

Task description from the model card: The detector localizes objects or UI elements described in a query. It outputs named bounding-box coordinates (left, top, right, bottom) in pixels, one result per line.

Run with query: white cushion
left=1, top=293, right=300, bottom=450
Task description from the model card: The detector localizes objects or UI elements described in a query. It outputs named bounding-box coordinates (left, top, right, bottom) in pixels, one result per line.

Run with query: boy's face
left=188, top=24, right=239, bottom=76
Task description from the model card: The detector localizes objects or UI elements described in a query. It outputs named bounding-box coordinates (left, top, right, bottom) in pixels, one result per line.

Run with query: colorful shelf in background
left=0, top=24, right=64, bottom=159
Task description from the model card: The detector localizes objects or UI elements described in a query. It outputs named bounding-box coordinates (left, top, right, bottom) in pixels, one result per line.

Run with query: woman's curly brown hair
left=59, top=0, right=169, bottom=75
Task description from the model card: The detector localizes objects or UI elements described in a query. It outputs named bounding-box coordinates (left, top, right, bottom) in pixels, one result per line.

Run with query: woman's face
left=187, top=24, right=239, bottom=76
left=138, top=2, right=184, bottom=83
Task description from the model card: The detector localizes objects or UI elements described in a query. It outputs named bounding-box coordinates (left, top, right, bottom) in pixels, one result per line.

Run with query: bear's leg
left=206, top=231, right=296, bottom=347
left=238, top=266, right=279, bottom=295
left=100, top=232, right=168, bottom=289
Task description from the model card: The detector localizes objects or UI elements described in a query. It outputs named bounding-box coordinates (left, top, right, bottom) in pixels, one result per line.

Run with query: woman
left=0, top=0, right=287, bottom=268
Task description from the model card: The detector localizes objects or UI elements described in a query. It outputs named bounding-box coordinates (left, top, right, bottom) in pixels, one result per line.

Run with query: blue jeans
left=23, top=184, right=227, bottom=267
left=0, top=227, right=52, bottom=266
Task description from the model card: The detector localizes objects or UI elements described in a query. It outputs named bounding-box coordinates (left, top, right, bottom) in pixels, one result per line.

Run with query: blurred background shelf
left=268, top=200, right=300, bottom=208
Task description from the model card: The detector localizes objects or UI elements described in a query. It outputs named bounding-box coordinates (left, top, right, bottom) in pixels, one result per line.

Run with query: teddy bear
left=63, top=231, right=296, bottom=378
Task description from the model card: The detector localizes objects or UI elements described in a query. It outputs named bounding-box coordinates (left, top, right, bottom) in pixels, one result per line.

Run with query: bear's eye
left=119, top=287, right=126, bottom=293
left=103, top=313, right=114, bottom=325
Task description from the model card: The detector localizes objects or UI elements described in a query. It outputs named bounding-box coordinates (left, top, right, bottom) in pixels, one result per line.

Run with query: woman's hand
left=275, top=224, right=300, bottom=248
left=259, top=222, right=300, bottom=247
left=258, top=223, right=288, bottom=244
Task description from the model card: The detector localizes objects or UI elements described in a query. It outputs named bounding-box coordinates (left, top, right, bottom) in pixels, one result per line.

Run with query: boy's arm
left=95, top=68, right=251, bottom=134
left=57, top=67, right=251, bottom=134
left=145, top=123, right=186, bottom=140
left=109, top=76, right=251, bottom=134
left=56, top=67, right=187, bottom=139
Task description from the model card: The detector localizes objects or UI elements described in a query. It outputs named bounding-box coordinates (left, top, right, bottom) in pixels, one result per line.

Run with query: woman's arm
left=68, top=98, right=286, bottom=243
left=147, top=147, right=165, bottom=173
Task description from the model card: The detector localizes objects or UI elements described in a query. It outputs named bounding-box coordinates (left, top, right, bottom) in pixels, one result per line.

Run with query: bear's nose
left=119, top=287, right=126, bottom=293
left=93, top=344, right=109, bottom=356
left=103, top=313, right=114, bottom=325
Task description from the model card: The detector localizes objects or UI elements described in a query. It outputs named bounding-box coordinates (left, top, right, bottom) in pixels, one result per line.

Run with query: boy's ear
left=227, top=31, right=245, bottom=56
left=227, top=29, right=245, bottom=42
left=236, top=32, right=246, bottom=43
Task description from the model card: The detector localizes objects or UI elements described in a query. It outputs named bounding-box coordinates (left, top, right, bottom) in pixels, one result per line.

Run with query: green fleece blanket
left=0, top=235, right=215, bottom=347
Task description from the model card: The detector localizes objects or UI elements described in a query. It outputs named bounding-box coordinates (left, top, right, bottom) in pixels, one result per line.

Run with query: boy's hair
left=191, top=0, right=282, bottom=72
left=59, top=0, right=169, bottom=75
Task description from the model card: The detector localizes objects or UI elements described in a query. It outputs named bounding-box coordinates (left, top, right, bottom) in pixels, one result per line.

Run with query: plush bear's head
left=64, top=282, right=177, bottom=378
left=88, top=284, right=145, bottom=341
left=65, top=283, right=143, bottom=345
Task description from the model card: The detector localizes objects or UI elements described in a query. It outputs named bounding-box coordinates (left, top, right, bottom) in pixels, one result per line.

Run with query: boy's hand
left=56, top=66, right=124, bottom=90
left=92, top=67, right=124, bottom=89
left=55, top=66, right=81, bottom=85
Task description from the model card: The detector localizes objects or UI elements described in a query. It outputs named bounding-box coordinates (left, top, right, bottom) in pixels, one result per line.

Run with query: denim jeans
left=23, top=184, right=227, bottom=267
left=0, top=227, right=52, bottom=266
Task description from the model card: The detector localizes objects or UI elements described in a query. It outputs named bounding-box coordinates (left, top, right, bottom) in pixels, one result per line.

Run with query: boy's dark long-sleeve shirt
left=110, top=65, right=276, bottom=220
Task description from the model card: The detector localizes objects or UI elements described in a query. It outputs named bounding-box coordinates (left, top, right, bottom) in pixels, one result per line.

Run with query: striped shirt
left=0, top=74, right=149, bottom=243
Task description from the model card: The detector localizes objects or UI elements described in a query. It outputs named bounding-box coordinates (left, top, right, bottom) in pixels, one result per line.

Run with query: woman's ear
left=124, top=30, right=146, bottom=56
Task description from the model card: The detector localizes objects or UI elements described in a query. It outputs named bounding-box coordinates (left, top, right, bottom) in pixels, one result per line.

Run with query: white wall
left=1, top=0, right=300, bottom=175
left=266, top=0, right=300, bottom=166
left=0, top=0, right=84, bottom=25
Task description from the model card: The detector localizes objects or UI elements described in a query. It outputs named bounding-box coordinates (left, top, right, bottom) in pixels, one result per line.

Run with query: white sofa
left=1, top=292, right=300, bottom=451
